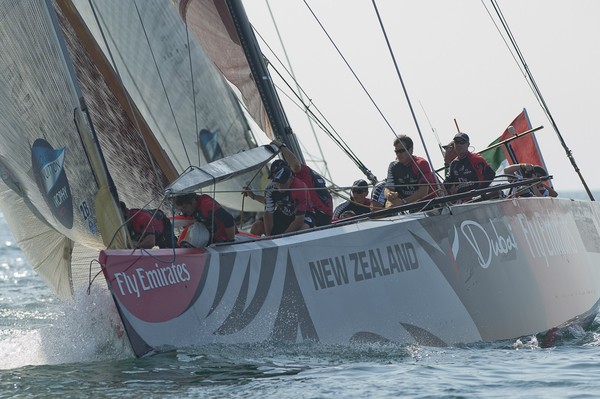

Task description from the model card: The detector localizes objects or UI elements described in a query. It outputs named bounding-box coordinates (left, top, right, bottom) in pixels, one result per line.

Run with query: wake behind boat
left=0, top=0, right=598, bottom=357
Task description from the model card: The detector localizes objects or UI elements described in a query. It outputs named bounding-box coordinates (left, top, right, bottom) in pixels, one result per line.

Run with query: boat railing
left=365, top=174, right=553, bottom=218
left=213, top=175, right=553, bottom=246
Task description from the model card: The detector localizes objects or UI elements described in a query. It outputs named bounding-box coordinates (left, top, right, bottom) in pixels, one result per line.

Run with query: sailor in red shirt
left=174, top=193, right=236, bottom=244
left=444, top=132, right=496, bottom=195
left=384, top=135, right=438, bottom=207
left=271, top=166, right=313, bottom=233
left=271, top=140, right=333, bottom=226
left=120, top=201, right=173, bottom=249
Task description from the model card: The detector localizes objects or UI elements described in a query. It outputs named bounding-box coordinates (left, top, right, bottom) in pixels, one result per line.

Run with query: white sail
left=70, top=0, right=270, bottom=212
left=0, top=0, right=131, bottom=297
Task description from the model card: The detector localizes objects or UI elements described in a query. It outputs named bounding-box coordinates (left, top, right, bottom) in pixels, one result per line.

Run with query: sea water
left=2, top=195, right=600, bottom=399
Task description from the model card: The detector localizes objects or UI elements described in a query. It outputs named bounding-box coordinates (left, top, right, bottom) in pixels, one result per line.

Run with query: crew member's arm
left=224, top=226, right=235, bottom=241
left=271, top=140, right=301, bottom=173
left=263, top=186, right=275, bottom=235
left=286, top=185, right=309, bottom=232
left=131, top=212, right=158, bottom=248
left=546, top=185, right=558, bottom=198
left=504, top=163, right=532, bottom=176
left=384, top=163, right=400, bottom=206
left=243, top=187, right=265, bottom=204
left=532, top=183, right=558, bottom=198
left=136, top=234, right=156, bottom=249
left=443, top=163, right=458, bottom=194
left=480, top=162, right=496, bottom=189
left=285, top=214, right=307, bottom=233
left=404, top=185, right=429, bottom=204
left=384, top=187, right=400, bottom=204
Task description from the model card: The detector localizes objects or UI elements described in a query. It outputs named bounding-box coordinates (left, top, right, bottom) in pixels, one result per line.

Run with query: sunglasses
left=394, top=148, right=407, bottom=154
left=352, top=189, right=367, bottom=194
left=454, top=139, right=467, bottom=145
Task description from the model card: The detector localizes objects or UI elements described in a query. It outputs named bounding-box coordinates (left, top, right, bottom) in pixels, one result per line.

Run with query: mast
left=225, top=0, right=305, bottom=163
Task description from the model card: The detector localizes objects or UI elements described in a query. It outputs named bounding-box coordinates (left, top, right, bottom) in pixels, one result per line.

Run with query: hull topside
left=100, top=197, right=600, bottom=356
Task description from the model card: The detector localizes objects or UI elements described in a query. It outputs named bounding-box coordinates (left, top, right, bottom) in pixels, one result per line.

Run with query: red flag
left=499, top=109, right=547, bottom=170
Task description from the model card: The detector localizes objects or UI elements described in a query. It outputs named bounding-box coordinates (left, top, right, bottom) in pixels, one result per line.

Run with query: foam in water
left=0, top=284, right=133, bottom=369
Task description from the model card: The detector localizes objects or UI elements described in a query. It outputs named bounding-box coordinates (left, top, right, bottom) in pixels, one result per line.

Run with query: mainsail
left=175, top=0, right=271, bottom=137
left=70, top=0, right=270, bottom=212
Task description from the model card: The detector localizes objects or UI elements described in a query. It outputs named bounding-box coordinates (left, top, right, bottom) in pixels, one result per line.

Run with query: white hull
left=100, top=197, right=600, bottom=356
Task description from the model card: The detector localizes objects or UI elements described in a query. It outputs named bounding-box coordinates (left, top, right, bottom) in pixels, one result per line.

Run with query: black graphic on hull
left=207, top=251, right=236, bottom=317
left=215, top=247, right=278, bottom=334
left=271, top=252, right=318, bottom=341
left=182, top=253, right=212, bottom=316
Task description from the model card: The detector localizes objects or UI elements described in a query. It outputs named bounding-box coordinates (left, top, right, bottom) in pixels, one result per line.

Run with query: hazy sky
left=242, top=1, right=600, bottom=192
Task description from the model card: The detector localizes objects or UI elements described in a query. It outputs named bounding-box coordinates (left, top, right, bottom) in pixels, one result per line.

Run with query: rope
left=370, top=1, right=441, bottom=198
left=302, top=0, right=398, bottom=138
left=483, top=0, right=594, bottom=201
left=252, top=29, right=377, bottom=183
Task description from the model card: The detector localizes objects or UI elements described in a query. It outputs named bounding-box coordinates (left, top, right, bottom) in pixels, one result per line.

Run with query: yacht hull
left=100, top=197, right=600, bottom=356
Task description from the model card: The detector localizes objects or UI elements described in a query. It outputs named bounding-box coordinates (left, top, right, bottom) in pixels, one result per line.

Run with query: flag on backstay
left=481, top=108, right=547, bottom=177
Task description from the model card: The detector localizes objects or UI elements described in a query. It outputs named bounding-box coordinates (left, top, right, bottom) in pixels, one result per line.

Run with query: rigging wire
left=419, top=101, right=445, bottom=157
left=265, top=78, right=354, bottom=188
left=266, top=60, right=377, bottom=183
left=302, top=0, right=399, bottom=138
left=252, top=28, right=378, bottom=183
left=370, top=0, right=441, bottom=196
left=132, top=0, right=192, bottom=167
left=484, top=0, right=594, bottom=201
left=264, top=0, right=331, bottom=183
left=183, top=16, right=200, bottom=166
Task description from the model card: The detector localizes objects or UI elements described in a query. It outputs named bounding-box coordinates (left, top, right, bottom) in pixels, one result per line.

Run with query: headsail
left=0, top=0, right=127, bottom=297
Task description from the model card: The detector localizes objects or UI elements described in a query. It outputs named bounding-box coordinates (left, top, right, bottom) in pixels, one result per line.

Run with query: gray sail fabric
left=0, top=0, right=111, bottom=297
left=175, top=0, right=271, bottom=138
left=0, top=184, right=75, bottom=300
left=53, top=1, right=172, bottom=220
left=71, top=0, right=269, bottom=212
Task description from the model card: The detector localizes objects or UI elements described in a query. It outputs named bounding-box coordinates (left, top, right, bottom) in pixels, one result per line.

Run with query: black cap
left=533, top=165, right=547, bottom=176
left=352, top=179, right=368, bottom=189
left=453, top=132, right=470, bottom=142
left=273, top=166, right=293, bottom=184
left=269, top=159, right=287, bottom=178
